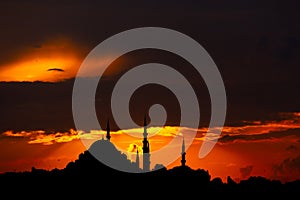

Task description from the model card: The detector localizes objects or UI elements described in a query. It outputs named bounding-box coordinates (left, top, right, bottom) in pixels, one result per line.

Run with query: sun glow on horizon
left=1, top=113, right=300, bottom=183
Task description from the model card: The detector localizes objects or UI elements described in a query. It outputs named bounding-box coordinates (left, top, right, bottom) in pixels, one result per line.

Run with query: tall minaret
left=181, top=137, right=186, bottom=167
left=142, top=115, right=150, bottom=172
left=136, top=149, right=140, bottom=170
left=106, top=120, right=111, bottom=141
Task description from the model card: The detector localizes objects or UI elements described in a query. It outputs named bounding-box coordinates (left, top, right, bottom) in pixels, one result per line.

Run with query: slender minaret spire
left=181, top=137, right=186, bottom=167
left=143, top=115, right=147, bottom=138
left=136, top=149, right=140, bottom=169
left=106, top=119, right=111, bottom=141
left=142, top=115, right=150, bottom=172
left=182, top=137, right=185, bottom=153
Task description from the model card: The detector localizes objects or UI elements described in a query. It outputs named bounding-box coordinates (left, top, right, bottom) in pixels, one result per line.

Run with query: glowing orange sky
left=1, top=113, right=300, bottom=183
left=0, top=37, right=299, bottom=183
left=0, top=37, right=82, bottom=82
left=0, top=1, right=299, bottom=191
left=0, top=37, right=125, bottom=82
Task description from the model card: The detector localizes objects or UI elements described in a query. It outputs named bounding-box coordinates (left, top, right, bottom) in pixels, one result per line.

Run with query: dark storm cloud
left=1, top=0, right=299, bottom=68
left=0, top=80, right=75, bottom=132
left=0, top=0, right=300, bottom=130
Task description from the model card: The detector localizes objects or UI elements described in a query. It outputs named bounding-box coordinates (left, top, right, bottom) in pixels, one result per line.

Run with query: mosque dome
left=88, top=129, right=141, bottom=173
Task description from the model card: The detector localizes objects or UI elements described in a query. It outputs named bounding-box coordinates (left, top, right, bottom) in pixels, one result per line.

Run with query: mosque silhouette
left=1, top=117, right=299, bottom=197
left=87, top=116, right=187, bottom=173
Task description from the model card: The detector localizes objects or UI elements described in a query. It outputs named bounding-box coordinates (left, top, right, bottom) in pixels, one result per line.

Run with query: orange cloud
left=218, top=113, right=300, bottom=143
left=3, top=129, right=79, bottom=145
left=2, top=112, right=300, bottom=183
left=0, top=35, right=128, bottom=82
left=2, top=111, right=300, bottom=149
left=3, top=118, right=300, bottom=146
left=0, top=37, right=82, bottom=82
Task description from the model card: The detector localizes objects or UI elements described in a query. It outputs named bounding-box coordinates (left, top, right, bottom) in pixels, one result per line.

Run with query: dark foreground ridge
left=0, top=149, right=299, bottom=198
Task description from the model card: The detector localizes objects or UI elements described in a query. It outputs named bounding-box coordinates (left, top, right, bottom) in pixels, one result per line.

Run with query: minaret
left=142, top=115, right=150, bottom=172
left=136, top=149, right=140, bottom=169
left=106, top=120, right=111, bottom=141
left=181, top=137, right=186, bottom=167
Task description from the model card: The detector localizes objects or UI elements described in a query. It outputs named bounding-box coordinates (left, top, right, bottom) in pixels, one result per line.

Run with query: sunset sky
left=1, top=0, right=300, bottom=183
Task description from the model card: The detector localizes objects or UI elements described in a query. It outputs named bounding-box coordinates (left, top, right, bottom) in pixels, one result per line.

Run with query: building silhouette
left=88, top=120, right=141, bottom=173
left=106, top=119, right=111, bottom=141
left=142, top=115, right=151, bottom=172
left=181, top=137, right=186, bottom=167
left=136, top=149, right=140, bottom=170
left=85, top=117, right=191, bottom=173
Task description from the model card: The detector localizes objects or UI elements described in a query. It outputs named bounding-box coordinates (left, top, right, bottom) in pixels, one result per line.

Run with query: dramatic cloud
left=2, top=129, right=79, bottom=145
left=219, top=129, right=300, bottom=143
left=0, top=0, right=299, bottom=184
left=0, top=126, right=182, bottom=146
left=0, top=37, right=82, bottom=82
left=3, top=112, right=300, bottom=146
left=218, top=113, right=300, bottom=143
